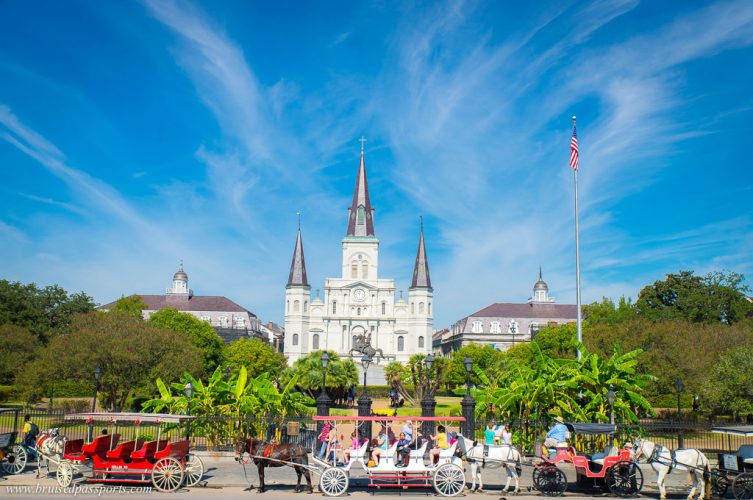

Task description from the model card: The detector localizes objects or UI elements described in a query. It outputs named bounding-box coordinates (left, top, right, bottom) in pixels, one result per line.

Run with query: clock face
left=353, top=288, right=367, bottom=302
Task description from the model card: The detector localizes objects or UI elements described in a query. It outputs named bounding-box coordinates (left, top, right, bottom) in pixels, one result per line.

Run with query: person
left=343, top=431, right=361, bottom=462
left=484, top=424, right=496, bottom=446
left=388, top=388, right=396, bottom=407
left=544, top=416, right=568, bottom=449
left=395, top=432, right=411, bottom=467
left=401, top=420, right=413, bottom=442
left=101, top=429, right=108, bottom=436
left=22, top=415, right=39, bottom=447
left=318, top=421, right=333, bottom=459
left=429, top=425, right=449, bottom=464
left=495, top=423, right=512, bottom=445
left=347, top=387, right=355, bottom=408
left=370, top=426, right=389, bottom=465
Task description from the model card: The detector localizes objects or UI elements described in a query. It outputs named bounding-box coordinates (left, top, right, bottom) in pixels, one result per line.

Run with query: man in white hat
left=544, top=416, right=568, bottom=448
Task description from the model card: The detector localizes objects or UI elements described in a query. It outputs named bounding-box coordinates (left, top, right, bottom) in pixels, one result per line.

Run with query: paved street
left=2, top=453, right=705, bottom=499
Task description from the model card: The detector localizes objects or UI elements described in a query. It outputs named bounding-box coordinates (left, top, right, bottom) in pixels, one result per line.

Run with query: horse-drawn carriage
left=39, top=412, right=203, bottom=492
left=710, top=425, right=753, bottom=499
left=313, top=415, right=466, bottom=497
left=0, top=407, right=28, bottom=475
left=534, top=422, right=643, bottom=497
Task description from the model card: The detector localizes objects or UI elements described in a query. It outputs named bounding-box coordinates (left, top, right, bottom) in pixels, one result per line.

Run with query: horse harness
left=645, top=442, right=705, bottom=474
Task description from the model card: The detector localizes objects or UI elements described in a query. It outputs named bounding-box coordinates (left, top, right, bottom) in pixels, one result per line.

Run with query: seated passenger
left=485, top=424, right=495, bottom=446
left=429, top=425, right=449, bottom=464
left=370, top=426, right=389, bottom=465
left=543, top=416, right=568, bottom=449
left=395, top=433, right=411, bottom=467
left=343, top=432, right=361, bottom=462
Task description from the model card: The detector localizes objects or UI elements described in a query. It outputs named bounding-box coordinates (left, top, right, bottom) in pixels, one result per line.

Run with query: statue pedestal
left=357, top=363, right=386, bottom=386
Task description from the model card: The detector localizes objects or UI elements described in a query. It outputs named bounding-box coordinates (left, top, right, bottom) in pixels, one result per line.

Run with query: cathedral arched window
left=362, top=263, right=368, bottom=279
left=293, top=300, right=300, bottom=312
left=418, top=336, right=425, bottom=348
left=351, top=263, right=358, bottom=279
left=357, top=307, right=361, bottom=316
left=332, top=300, right=337, bottom=314
left=411, top=303, right=415, bottom=314
left=292, top=333, right=299, bottom=346
left=286, top=300, right=289, bottom=312
left=397, top=336, right=405, bottom=352
left=419, top=302, right=425, bottom=314
left=312, top=333, right=319, bottom=350
left=381, top=301, right=386, bottom=315
left=304, top=300, right=308, bottom=313
left=428, top=302, right=431, bottom=315
left=357, top=205, right=365, bottom=225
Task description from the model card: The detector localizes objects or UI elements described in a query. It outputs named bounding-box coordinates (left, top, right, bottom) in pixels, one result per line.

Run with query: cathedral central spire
left=287, top=224, right=309, bottom=287
left=346, top=142, right=375, bottom=237
left=410, top=218, right=432, bottom=290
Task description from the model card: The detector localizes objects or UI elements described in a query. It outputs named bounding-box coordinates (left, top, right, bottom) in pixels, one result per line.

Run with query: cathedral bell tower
left=284, top=222, right=311, bottom=357
left=407, top=219, right=432, bottom=354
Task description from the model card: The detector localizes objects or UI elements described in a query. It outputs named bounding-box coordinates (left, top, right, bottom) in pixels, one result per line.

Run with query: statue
left=349, top=332, right=385, bottom=361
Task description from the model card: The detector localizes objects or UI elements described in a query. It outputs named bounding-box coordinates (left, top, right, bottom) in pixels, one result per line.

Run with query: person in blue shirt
left=544, top=416, right=568, bottom=448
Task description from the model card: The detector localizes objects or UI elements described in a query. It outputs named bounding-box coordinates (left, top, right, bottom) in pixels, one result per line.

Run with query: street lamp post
left=316, top=353, right=331, bottom=436
left=88, top=366, right=102, bottom=441
left=606, top=384, right=616, bottom=425
left=358, top=355, right=373, bottom=443
left=461, top=356, right=475, bottom=438
left=674, top=377, right=684, bottom=448
left=183, top=381, right=194, bottom=440
left=421, top=354, right=437, bottom=441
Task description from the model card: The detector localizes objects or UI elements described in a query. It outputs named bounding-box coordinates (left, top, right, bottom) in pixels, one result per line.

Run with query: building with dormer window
left=284, top=146, right=433, bottom=382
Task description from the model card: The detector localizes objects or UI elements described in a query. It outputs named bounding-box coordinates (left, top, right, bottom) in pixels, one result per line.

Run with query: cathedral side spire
left=346, top=140, right=375, bottom=237
left=287, top=224, right=309, bottom=287
left=409, top=219, right=432, bottom=290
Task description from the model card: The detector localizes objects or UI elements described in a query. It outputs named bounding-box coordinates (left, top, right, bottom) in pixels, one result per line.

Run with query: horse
left=634, top=437, right=710, bottom=499
left=34, top=428, right=67, bottom=478
left=235, top=437, right=313, bottom=493
left=348, top=334, right=385, bottom=361
left=457, top=435, right=522, bottom=493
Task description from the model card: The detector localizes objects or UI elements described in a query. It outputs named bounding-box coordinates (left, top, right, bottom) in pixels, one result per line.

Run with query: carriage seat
left=373, top=441, right=399, bottom=467
left=66, top=435, right=120, bottom=462
left=106, top=440, right=138, bottom=460
left=590, top=445, right=619, bottom=464
left=438, top=442, right=458, bottom=460
left=154, top=440, right=189, bottom=460
left=130, top=440, right=168, bottom=461
left=409, top=441, right=428, bottom=459
left=349, top=441, right=369, bottom=462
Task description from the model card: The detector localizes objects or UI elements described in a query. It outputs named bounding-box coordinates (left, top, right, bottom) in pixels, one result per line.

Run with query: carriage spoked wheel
left=1, top=445, right=27, bottom=474
left=433, top=463, right=466, bottom=497
left=710, top=469, right=730, bottom=497
left=151, top=457, right=185, bottom=492
left=606, top=460, right=643, bottom=497
left=56, top=460, right=74, bottom=487
left=182, top=454, right=204, bottom=487
left=732, top=472, right=753, bottom=500
left=533, top=465, right=567, bottom=497
left=319, top=467, right=349, bottom=496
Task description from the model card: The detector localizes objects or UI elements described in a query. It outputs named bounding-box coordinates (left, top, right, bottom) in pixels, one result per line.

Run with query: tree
left=224, top=338, right=286, bottom=379
left=148, top=308, right=224, bottom=373
left=0, top=324, right=40, bottom=384
left=0, top=280, right=94, bottom=342
left=445, top=344, right=505, bottom=387
left=531, top=323, right=579, bottom=358
left=19, top=312, right=203, bottom=410
left=584, top=296, right=636, bottom=325
left=700, top=347, right=753, bottom=418
left=635, top=270, right=752, bottom=323
left=281, top=351, right=358, bottom=401
left=111, top=295, right=148, bottom=318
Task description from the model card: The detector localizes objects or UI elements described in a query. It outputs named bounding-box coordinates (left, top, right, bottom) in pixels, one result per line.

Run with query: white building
left=283, top=147, right=433, bottom=378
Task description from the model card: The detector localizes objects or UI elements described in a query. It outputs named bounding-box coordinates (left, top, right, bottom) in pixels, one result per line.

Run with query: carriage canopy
left=711, top=425, right=753, bottom=437
left=64, top=412, right=195, bottom=424
left=565, top=422, right=617, bottom=435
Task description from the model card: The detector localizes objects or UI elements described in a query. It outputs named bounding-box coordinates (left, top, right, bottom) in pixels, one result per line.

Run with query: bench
left=130, top=440, right=168, bottom=462
left=154, top=440, right=189, bottom=461
left=105, top=440, right=138, bottom=461
left=591, top=445, right=619, bottom=465
left=65, top=434, right=120, bottom=462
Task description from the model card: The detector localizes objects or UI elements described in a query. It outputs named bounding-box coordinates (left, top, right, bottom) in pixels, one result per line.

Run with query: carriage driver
left=544, top=416, right=568, bottom=449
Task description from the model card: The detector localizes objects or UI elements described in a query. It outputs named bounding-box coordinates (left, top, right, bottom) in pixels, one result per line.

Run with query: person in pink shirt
left=343, top=431, right=362, bottom=462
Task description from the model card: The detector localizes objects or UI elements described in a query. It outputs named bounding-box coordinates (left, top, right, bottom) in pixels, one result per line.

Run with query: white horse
left=634, top=438, right=709, bottom=500
left=457, top=436, right=522, bottom=493
left=34, top=428, right=67, bottom=478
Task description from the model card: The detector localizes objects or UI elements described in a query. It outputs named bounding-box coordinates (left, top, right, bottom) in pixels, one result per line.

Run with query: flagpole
left=572, top=115, right=583, bottom=361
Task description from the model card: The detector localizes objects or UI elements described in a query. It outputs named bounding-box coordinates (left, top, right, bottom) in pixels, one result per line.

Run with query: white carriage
left=312, top=415, right=466, bottom=497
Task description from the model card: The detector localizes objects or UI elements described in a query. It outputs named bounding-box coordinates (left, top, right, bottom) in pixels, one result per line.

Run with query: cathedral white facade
left=283, top=148, right=433, bottom=369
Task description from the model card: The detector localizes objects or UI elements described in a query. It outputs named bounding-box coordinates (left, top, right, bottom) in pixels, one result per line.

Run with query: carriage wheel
left=1, top=445, right=27, bottom=474
left=732, top=472, right=753, bottom=500
left=319, top=467, right=349, bottom=497
left=56, top=460, right=74, bottom=487
left=433, top=463, right=466, bottom=497
left=533, top=465, right=567, bottom=497
left=606, top=460, right=643, bottom=497
left=151, top=457, right=185, bottom=492
left=710, top=469, right=729, bottom=497
left=183, top=454, right=204, bottom=487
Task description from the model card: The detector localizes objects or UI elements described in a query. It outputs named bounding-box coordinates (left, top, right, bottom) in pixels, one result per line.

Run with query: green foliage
left=0, top=280, right=94, bottom=343
left=404, top=354, right=449, bottom=404
left=0, top=385, right=18, bottom=402
left=111, top=295, right=148, bottom=318
left=584, top=296, right=636, bottom=325
left=147, top=308, right=224, bottom=373
left=0, top=324, right=40, bottom=384
left=635, top=270, right=752, bottom=324
left=700, top=347, right=753, bottom=418
left=18, top=312, right=203, bottom=410
left=532, top=323, right=579, bottom=358
left=281, top=350, right=358, bottom=401
left=445, top=344, right=505, bottom=387
left=223, top=338, right=286, bottom=379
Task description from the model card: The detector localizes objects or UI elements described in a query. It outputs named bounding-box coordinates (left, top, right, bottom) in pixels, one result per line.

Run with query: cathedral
left=283, top=147, right=433, bottom=379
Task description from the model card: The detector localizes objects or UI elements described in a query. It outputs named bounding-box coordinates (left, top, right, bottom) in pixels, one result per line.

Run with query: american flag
left=570, top=124, right=579, bottom=171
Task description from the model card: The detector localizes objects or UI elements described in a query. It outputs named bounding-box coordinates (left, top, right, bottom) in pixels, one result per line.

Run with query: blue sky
left=1, top=0, right=752, bottom=328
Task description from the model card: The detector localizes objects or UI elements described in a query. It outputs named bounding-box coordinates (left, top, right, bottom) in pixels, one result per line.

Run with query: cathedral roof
left=346, top=148, right=375, bottom=237
left=287, top=225, right=309, bottom=287
left=410, top=221, right=432, bottom=290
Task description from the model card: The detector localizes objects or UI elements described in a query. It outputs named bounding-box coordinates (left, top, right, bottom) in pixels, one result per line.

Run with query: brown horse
left=235, top=437, right=313, bottom=493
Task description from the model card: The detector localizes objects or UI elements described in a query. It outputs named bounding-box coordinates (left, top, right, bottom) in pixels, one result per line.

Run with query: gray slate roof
left=287, top=227, right=309, bottom=287
left=469, top=302, right=577, bottom=319
left=410, top=227, right=432, bottom=289
left=346, top=152, right=376, bottom=237
left=101, top=295, right=255, bottom=315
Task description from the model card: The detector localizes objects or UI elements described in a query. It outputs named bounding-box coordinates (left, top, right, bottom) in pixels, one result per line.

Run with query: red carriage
left=53, top=413, right=203, bottom=492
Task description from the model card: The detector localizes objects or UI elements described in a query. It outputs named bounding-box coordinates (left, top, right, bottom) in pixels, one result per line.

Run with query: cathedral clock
left=353, top=288, right=367, bottom=302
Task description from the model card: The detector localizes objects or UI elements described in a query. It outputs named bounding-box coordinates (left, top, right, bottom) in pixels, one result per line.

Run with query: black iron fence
left=3, top=408, right=750, bottom=455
